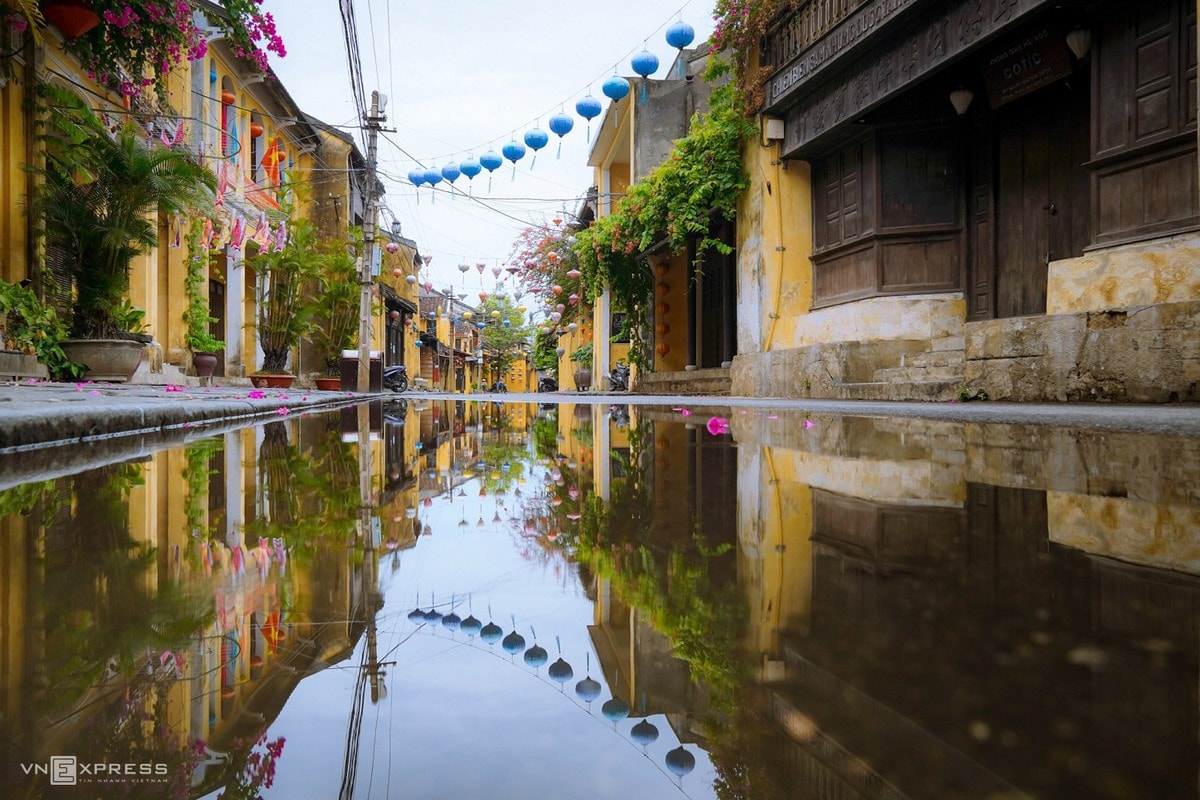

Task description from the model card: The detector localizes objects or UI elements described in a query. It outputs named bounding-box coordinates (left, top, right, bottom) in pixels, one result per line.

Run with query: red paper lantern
left=249, top=121, right=265, bottom=138
left=221, top=88, right=236, bottom=105
left=42, top=0, right=100, bottom=39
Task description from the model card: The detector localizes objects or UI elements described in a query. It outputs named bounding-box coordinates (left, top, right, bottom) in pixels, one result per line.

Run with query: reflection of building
left=733, top=411, right=1200, bottom=797
left=0, top=410, right=409, bottom=795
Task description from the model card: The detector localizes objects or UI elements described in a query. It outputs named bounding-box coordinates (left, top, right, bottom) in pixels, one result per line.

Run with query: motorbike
left=537, top=375, right=558, bottom=392
left=489, top=378, right=508, bottom=393
left=383, top=364, right=408, bottom=393
left=608, top=362, right=631, bottom=392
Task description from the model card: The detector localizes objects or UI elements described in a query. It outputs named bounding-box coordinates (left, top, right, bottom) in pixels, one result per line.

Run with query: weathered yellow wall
left=1047, top=232, right=1200, bottom=314
left=0, top=68, right=29, bottom=284
left=1048, top=491, right=1200, bottom=573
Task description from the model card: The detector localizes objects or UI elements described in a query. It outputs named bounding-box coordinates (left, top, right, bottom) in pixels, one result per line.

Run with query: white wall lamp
left=949, top=88, right=975, bottom=116
left=1066, top=27, right=1093, bottom=60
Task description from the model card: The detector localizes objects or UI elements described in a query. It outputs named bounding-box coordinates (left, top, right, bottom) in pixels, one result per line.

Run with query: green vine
left=0, top=279, right=82, bottom=379
left=710, top=0, right=802, bottom=114
left=572, top=78, right=756, bottom=368
left=182, top=219, right=225, bottom=353
left=183, top=436, right=223, bottom=538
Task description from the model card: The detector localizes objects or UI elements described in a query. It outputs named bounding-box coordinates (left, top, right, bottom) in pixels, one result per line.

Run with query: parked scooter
left=383, top=364, right=408, bottom=393
left=489, top=378, right=508, bottom=393
left=537, top=375, right=558, bottom=392
left=608, top=362, right=631, bottom=392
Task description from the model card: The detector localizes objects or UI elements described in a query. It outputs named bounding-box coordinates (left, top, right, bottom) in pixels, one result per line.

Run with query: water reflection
left=0, top=400, right=1197, bottom=798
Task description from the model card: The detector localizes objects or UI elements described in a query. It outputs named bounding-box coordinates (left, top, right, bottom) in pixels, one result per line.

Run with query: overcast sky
left=267, top=0, right=716, bottom=299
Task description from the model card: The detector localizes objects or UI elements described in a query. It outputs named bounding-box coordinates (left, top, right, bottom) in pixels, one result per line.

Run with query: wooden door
left=208, top=278, right=226, bottom=377
left=993, top=81, right=1091, bottom=318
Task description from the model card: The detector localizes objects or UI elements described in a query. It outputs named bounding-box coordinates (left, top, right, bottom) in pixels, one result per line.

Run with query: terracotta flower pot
left=249, top=374, right=294, bottom=389
left=315, top=377, right=340, bottom=391
left=192, top=352, right=218, bottom=378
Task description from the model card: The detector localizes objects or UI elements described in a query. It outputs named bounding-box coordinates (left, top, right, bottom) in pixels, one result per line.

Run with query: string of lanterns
left=405, top=20, right=695, bottom=197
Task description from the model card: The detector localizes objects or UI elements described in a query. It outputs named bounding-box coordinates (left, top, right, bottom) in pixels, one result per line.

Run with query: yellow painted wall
left=1047, top=232, right=1200, bottom=314
left=0, top=65, right=30, bottom=284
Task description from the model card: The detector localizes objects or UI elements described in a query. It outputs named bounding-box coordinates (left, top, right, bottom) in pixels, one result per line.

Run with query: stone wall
left=965, top=301, right=1200, bottom=402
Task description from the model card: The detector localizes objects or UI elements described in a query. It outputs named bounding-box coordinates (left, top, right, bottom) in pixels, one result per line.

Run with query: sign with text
left=982, top=27, right=1072, bottom=108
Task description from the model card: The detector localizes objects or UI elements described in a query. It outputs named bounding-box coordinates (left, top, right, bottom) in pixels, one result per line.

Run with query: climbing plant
left=572, top=79, right=756, bottom=367
left=710, top=0, right=803, bottom=114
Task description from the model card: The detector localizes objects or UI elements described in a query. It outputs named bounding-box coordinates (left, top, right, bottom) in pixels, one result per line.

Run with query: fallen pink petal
left=803, top=419, right=815, bottom=429
left=89, top=390, right=101, bottom=396
left=767, top=415, right=779, bottom=420
left=248, top=390, right=266, bottom=399
left=164, top=384, right=183, bottom=392
left=678, top=408, right=692, bottom=417
left=707, top=416, right=730, bottom=435
left=276, top=407, right=289, bottom=415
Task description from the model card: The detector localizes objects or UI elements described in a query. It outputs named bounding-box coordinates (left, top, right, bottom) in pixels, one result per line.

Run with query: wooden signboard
left=981, top=27, right=1073, bottom=108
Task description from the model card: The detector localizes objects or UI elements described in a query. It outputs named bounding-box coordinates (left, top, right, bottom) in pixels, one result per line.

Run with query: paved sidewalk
left=0, top=380, right=376, bottom=452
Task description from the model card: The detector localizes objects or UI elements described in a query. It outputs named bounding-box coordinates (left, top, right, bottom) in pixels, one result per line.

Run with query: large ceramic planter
left=192, top=352, right=219, bottom=378
left=249, top=374, right=295, bottom=389
left=573, top=368, right=592, bottom=390
left=60, top=339, right=145, bottom=382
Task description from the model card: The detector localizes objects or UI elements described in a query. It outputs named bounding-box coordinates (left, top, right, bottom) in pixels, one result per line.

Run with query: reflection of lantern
left=567, top=322, right=578, bottom=332
left=552, top=285, right=563, bottom=295
left=550, top=311, right=562, bottom=322
left=546, top=251, right=559, bottom=264
left=406, top=274, right=417, bottom=284
left=655, top=301, right=670, bottom=315
left=517, top=306, right=527, bottom=313
left=556, top=303, right=566, bottom=313
left=491, top=310, right=501, bottom=319
left=566, top=268, right=582, bottom=279
left=568, top=293, right=580, bottom=305
left=463, top=311, right=474, bottom=320
left=657, top=281, right=670, bottom=295
left=386, top=241, right=400, bottom=254
left=392, top=268, right=403, bottom=278
left=656, top=342, right=670, bottom=356
left=655, top=322, right=670, bottom=335
left=389, top=310, right=400, bottom=320
left=556, top=347, right=566, bottom=357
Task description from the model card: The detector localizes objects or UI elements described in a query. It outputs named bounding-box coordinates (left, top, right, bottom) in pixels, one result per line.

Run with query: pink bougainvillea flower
left=803, top=419, right=815, bottom=429
left=89, top=390, right=102, bottom=396
left=707, top=416, right=730, bottom=435
left=164, top=384, right=183, bottom=392
left=75, top=382, right=85, bottom=391
left=248, top=390, right=266, bottom=399
left=673, top=407, right=692, bottom=417
left=767, top=414, right=779, bottom=420
left=276, top=407, right=289, bottom=415
left=276, top=393, right=288, bottom=400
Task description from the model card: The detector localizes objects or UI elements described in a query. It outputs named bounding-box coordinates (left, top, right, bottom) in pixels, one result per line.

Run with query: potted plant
left=183, top=222, right=225, bottom=378
left=246, top=219, right=323, bottom=388
left=570, top=341, right=594, bottom=390
left=0, top=279, right=81, bottom=380
left=29, top=87, right=215, bottom=381
left=309, top=230, right=360, bottom=390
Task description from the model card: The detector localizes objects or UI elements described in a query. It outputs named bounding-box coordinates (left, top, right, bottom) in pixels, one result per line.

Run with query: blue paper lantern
left=631, top=719, right=659, bottom=748
left=459, top=156, right=481, bottom=195
left=441, top=162, right=461, bottom=200
left=523, top=128, right=548, bottom=168
left=666, top=21, right=695, bottom=50
left=460, top=157, right=481, bottom=179
left=631, top=50, right=659, bottom=78
left=502, top=139, right=526, bottom=180
left=631, top=50, right=659, bottom=103
left=408, top=168, right=427, bottom=187
left=666, top=21, right=696, bottom=77
left=602, top=75, right=630, bottom=101
left=548, top=112, right=574, bottom=157
left=480, top=149, right=503, bottom=192
left=423, top=166, right=443, bottom=205
left=575, top=95, right=603, bottom=142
